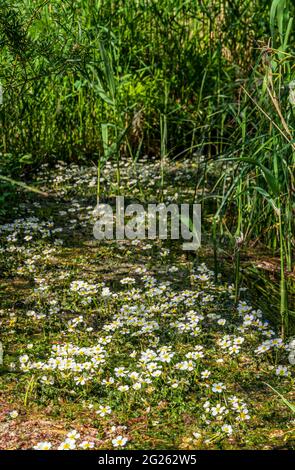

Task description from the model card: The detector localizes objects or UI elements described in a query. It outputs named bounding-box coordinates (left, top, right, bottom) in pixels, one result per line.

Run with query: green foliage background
left=0, top=0, right=273, bottom=162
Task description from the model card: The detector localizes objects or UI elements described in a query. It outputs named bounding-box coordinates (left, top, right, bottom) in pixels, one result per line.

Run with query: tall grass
left=0, top=0, right=270, bottom=162
left=211, top=0, right=294, bottom=335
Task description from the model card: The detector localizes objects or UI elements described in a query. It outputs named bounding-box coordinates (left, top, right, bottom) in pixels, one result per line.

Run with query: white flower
left=171, top=382, right=179, bottom=389
left=101, top=287, right=111, bottom=298
left=33, top=441, right=52, bottom=450
left=275, top=365, right=290, bottom=377
left=74, top=376, right=87, bottom=385
left=58, top=438, right=76, bottom=450
left=133, top=382, right=142, bottom=390
left=236, top=409, right=250, bottom=421
left=19, top=354, right=29, bottom=364
left=115, top=367, right=128, bottom=377
left=255, top=344, right=271, bottom=354
left=229, top=345, right=240, bottom=355
left=41, top=375, right=54, bottom=385
left=234, top=337, right=244, bottom=345
left=112, top=436, right=128, bottom=447
left=221, top=424, right=233, bottom=435
left=151, top=370, right=162, bottom=377
left=67, top=430, right=80, bottom=440
left=201, top=370, right=211, bottom=379
left=120, top=277, right=135, bottom=285
left=203, top=401, right=210, bottom=411
left=80, top=441, right=95, bottom=449
left=212, top=382, right=226, bottom=393
left=9, top=410, right=19, bottom=419
left=96, top=405, right=112, bottom=417
left=118, top=385, right=129, bottom=392
left=211, top=404, right=226, bottom=416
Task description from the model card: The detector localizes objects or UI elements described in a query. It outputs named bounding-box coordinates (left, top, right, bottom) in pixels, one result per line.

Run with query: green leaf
left=265, top=382, right=295, bottom=413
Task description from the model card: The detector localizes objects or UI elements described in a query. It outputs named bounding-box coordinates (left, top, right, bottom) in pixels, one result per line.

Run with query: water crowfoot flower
left=58, top=438, right=77, bottom=450
left=212, top=382, right=226, bottom=393
left=33, top=442, right=52, bottom=450
left=96, top=405, right=112, bottom=417
left=112, top=436, right=128, bottom=447
left=221, top=424, right=233, bottom=435
left=80, top=441, right=95, bottom=449
left=9, top=410, right=19, bottom=419
left=275, top=365, right=290, bottom=377
left=201, top=370, right=211, bottom=379
left=67, top=430, right=80, bottom=440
